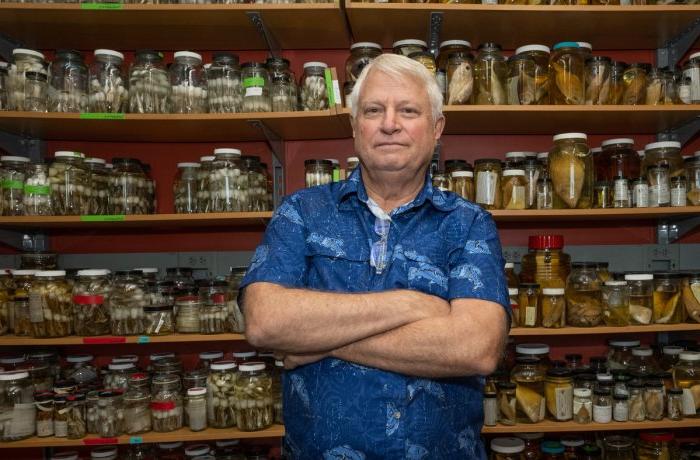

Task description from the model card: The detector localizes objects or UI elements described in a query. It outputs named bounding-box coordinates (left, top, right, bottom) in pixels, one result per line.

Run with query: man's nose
left=380, top=108, right=400, bottom=134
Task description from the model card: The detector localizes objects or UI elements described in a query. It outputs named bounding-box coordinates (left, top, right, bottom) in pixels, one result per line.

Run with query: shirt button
left=394, top=411, right=401, bottom=419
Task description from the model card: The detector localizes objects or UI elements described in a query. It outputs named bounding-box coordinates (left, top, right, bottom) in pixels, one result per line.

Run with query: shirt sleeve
left=240, top=195, right=309, bottom=290
left=447, top=209, right=511, bottom=320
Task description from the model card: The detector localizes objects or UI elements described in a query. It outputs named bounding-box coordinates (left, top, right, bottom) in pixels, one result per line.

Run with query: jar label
left=613, top=401, right=629, bottom=421
left=1, top=180, right=23, bottom=190
left=79, top=113, right=125, bottom=120
left=243, top=77, right=265, bottom=89
left=245, top=86, right=264, bottom=97
left=614, top=180, right=629, bottom=201
left=681, top=388, right=697, bottom=415
left=150, top=401, right=176, bottom=411
left=634, top=184, right=649, bottom=207
left=482, top=397, right=497, bottom=426
left=9, top=403, right=36, bottom=437
left=554, top=386, right=573, bottom=420
left=29, top=291, right=45, bottom=323
left=73, top=295, right=105, bottom=305
left=682, top=67, right=700, bottom=101
left=679, top=85, right=692, bottom=104
left=592, top=404, right=612, bottom=423
left=671, top=187, right=687, bottom=207
left=649, top=184, right=670, bottom=206
left=36, top=419, right=54, bottom=437
left=476, top=171, right=497, bottom=205
left=80, top=215, right=126, bottom=222
left=23, top=184, right=50, bottom=195
left=54, top=420, right=68, bottom=437
left=524, top=306, right=537, bottom=327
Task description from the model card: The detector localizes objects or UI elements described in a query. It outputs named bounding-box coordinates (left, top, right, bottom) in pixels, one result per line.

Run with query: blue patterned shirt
left=241, top=167, right=510, bottom=460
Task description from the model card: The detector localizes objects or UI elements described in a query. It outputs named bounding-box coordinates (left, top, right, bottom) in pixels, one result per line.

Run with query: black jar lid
left=305, top=159, right=333, bottom=167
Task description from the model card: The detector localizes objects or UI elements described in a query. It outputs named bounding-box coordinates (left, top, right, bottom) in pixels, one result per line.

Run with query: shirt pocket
left=400, top=245, right=449, bottom=299
left=306, top=237, right=371, bottom=292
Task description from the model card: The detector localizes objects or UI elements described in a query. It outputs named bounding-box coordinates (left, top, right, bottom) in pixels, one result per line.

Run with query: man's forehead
left=358, top=70, right=428, bottom=104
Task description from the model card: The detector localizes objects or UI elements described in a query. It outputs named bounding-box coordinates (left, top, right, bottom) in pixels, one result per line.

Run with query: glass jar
left=104, top=363, right=136, bottom=391
left=432, top=173, right=449, bottom=191
left=522, top=159, right=542, bottom=209
left=672, top=351, right=700, bottom=417
left=1, top=155, right=31, bottom=216
left=0, top=63, right=6, bottom=111
left=622, top=273, right=654, bottom=324
left=392, top=39, right=427, bottom=57
left=561, top=438, right=584, bottom=459
left=151, top=357, right=182, bottom=381
left=186, top=387, right=207, bottom=432
left=35, top=391, right=54, bottom=438
left=84, top=158, right=109, bottom=215
left=241, top=62, right=271, bottom=113
left=540, top=288, right=565, bottom=328
left=409, top=51, right=436, bottom=75
left=270, top=70, right=297, bottom=113
left=653, top=272, right=683, bottom=324
left=628, top=381, right=646, bottom=421
left=566, top=262, right=602, bottom=327
left=496, top=381, right=516, bottom=426
left=621, top=63, right=647, bottom=105
left=671, top=175, right=687, bottom=207
left=684, top=157, right=700, bottom=205
left=550, top=132, right=593, bottom=209
left=501, top=169, right=527, bottom=210
left=29, top=270, right=72, bottom=338
left=542, top=441, right=565, bottom=460
left=207, top=360, right=237, bottom=428
left=195, top=155, right=214, bottom=212
left=572, top=388, right=592, bottom=423
left=95, top=390, right=124, bottom=437
left=144, top=305, right=175, bottom=336
left=9, top=269, right=34, bottom=336
left=517, top=433, right=544, bottom=460
left=549, top=42, right=585, bottom=105
left=474, top=43, right=507, bottom=105
left=151, top=375, right=183, bottom=432
left=49, top=50, right=88, bottom=113
left=597, top=138, right=640, bottom=182
left=594, top=181, right=612, bottom=208
left=592, top=388, right=612, bottom=423
left=16, top=162, right=51, bottom=217
left=110, top=158, right=148, bottom=215
left=183, top=370, right=208, bottom=393
left=490, top=437, right=525, bottom=460
left=110, top=270, right=147, bottom=335
left=176, top=295, right=201, bottom=333
left=198, top=351, right=224, bottom=371
left=604, top=436, right=635, bottom=460
left=210, top=148, right=247, bottom=212
left=638, top=432, right=674, bottom=460
left=206, top=52, right=242, bottom=114
left=510, top=357, right=545, bottom=424
left=23, top=70, right=49, bottom=112
left=174, top=162, right=200, bottom=214
left=300, top=62, right=328, bottom=111
left=667, top=388, right=684, bottom=420
left=608, top=61, right=627, bottom=105
left=169, top=51, right=207, bottom=114
left=200, top=301, right=226, bottom=334
left=49, top=151, right=90, bottom=216
left=643, top=141, right=684, bottom=181
left=62, top=354, right=96, bottom=385
left=450, top=170, right=474, bottom=201
left=446, top=52, right=474, bottom=105
left=91, top=447, right=118, bottom=460
left=438, top=41, right=471, bottom=93
left=233, top=362, right=273, bottom=431
left=584, top=56, right=612, bottom=105
left=8, top=48, right=48, bottom=111
left=128, top=49, right=170, bottom=114
left=518, top=283, right=540, bottom=328
left=659, top=345, right=684, bottom=372
left=629, top=346, right=658, bottom=374
left=536, top=176, right=554, bottom=209
left=646, top=67, right=677, bottom=105
left=0, top=371, right=35, bottom=441
left=545, top=368, right=573, bottom=421
left=601, top=280, right=630, bottom=326
left=521, top=235, right=571, bottom=289
left=681, top=52, right=700, bottom=104
left=88, top=49, right=127, bottom=113
left=612, top=176, right=630, bottom=208
left=612, top=393, right=629, bottom=421
left=507, top=45, right=549, bottom=105
left=346, top=42, right=381, bottom=83
left=72, top=269, right=112, bottom=336
left=474, top=158, right=502, bottom=209
left=644, top=380, right=666, bottom=421
left=241, top=155, right=268, bottom=211
left=305, top=159, right=333, bottom=187
left=607, top=339, right=640, bottom=370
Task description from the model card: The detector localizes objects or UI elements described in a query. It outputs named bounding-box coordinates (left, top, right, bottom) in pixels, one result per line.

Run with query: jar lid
left=552, top=41, right=580, bottom=50
left=597, top=373, right=613, bottom=382
left=350, top=41, right=382, bottom=50
left=233, top=351, right=257, bottom=358
left=239, top=362, right=266, bottom=372
left=159, top=442, right=184, bottom=449
left=84, top=157, right=107, bottom=166
left=346, top=156, right=359, bottom=164
left=451, top=170, right=473, bottom=178
left=542, top=288, right=565, bottom=295
left=609, top=339, right=640, bottom=348
left=516, top=343, right=550, bottom=355
left=624, top=273, right=653, bottom=281
left=185, top=445, right=211, bottom=456
left=108, top=363, right=135, bottom=370
left=537, top=152, right=549, bottom=159
left=515, top=44, right=551, bottom=55
left=13, top=48, right=45, bottom=59
left=590, top=147, right=603, bottom=155
left=516, top=433, right=544, bottom=440
left=490, top=438, right=525, bottom=454
left=604, top=280, right=627, bottom=286
left=174, top=50, right=202, bottom=62
left=35, top=270, right=66, bottom=277
left=440, top=39, right=472, bottom=49
left=94, top=49, right=124, bottom=61
left=632, top=347, right=653, bottom=357
left=662, top=345, right=683, bottom=355
left=52, top=453, right=79, bottom=460
left=303, top=61, right=328, bottom=69
left=546, top=368, right=572, bottom=378
left=113, top=354, right=139, bottom=363
left=66, top=354, right=94, bottom=363
left=645, top=141, right=681, bottom=151
left=528, top=235, right=564, bottom=250
left=474, top=158, right=501, bottom=165
left=150, top=352, right=175, bottom=361
left=304, top=159, right=333, bottom=167
left=77, top=269, right=110, bottom=277
left=679, top=351, right=700, bottom=361
left=0, top=155, right=32, bottom=163
left=561, top=437, right=584, bottom=448
left=392, top=39, right=428, bottom=48
left=577, top=42, right=593, bottom=50
left=199, top=351, right=224, bottom=360
left=177, top=162, right=200, bottom=168
left=497, top=381, right=516, bottom=390
left=200, top=155, right=215, bottom=162
left=553, top=132, right=588, bottom=141
left=0, top=371, right=29, bottom=381
left=542, top=441, right=565, bottom=455
left=640, top=432, right=674, bottom=443
left=601, top=138, right=634, bottom=147
left=575, top=373, right=596, bottom=382
left=54, top=151, right=82, bottom=159
left=669, top=387, right=684, bottom=395
left=143, top=304, right=173, bottom=313
left=606, top=436, right=635, bottom=450
left=593, top=388, right=611, bottom=396
left=503, top=169, right=525, bottom=177
left=210, top=360, right=237, bottom=371
left=214, top=148, right=241, bottom=156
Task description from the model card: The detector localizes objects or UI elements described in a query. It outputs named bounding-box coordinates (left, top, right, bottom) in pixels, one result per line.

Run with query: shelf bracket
left=0, top=230, right=48, bottom=252
left=656, top=115, right=700, bottom=146
left=0, top=131, right=46, bottom=162
left=427, top=12, right=443, bottom=58
left=657, top=216, right=700, bottom=245
left=0, top=33, right=22, bottom=63
left=248, top=119, right=285, bottom=209
left=247, top=12, right=281, bottom=58
left=656, top=17, right=700, bottom=69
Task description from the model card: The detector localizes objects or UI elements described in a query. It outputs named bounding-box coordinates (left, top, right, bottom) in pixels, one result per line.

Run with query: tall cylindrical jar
left=450, top=170, right=474, bottom=201
left=549, top=132, right=593, bottom=209
left=446, top=52, right=474, bottom=105
left=72, top=269, right=112, bottom=336
left=566, top=262, right=602, bottom=327
left=8, top=48, right=48, bottom=111
left=300, top=62, right=328, bottom=111
left=0, top=370, right=35, bottom=441
left=621, top=63, right=647, bottom=105
left=88, top=49, right=128, bottom=113
left=507, top=45, right=550, bottom=105
left=584, top=56, right=612, bottom=105
left=210, top=148, right=248, bottom=212
left=110, top=158, right=148, bottom=215
left=174, top=163, right=200, bottom=214
left=29, top=270, right=72, bottom=338
left=49, top=50, right=88, bottom=113
left=474, top=158, right=502, bottom=209
left=234, top=362, right=274, bottom=431
left=268, top=57, right=297, bottom=113
left=207, top=360, right=237, bottom=428
left=84, top=158, right=110, bottom=215
left=549, top=42, right=585, bottom=105
left=596, top=138, right=640, bottom=182
left=241, top=62, right=271, bottom=113
left=150, top=375, right=183, bottom=432
left=1, top=155, right=31, bottom=216
left=169, top=51, right=207, bottom=114
left=128, top=49, right=171, bottom=114
left=185, top=387, right=207, bottom=432
left=49, top=151, right=90, bottom=216
left=473, top=43, right=507, bottom=105
left=207, top=52, right=242, bottom=113
left=110, top=270, right=148, bottom=335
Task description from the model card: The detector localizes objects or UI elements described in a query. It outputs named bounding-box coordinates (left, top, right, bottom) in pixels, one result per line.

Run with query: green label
left=129, top=437, right=143, bottom=444
left=136, top=336, right=150, bottom=344
left=80, top=215, right=126, bottom=222
left=80, top=2, right=123, bottom=9
left=1, top=180, right=23, bottom=190
left=24, top=185, right=50, bottom=195
left=324, top=68, right=335, bottom=107
left=80, top=112, right=126, bottom=120
left=333, top=169, right=340, bottom=182
left=243, top=77, right=265, bottom=88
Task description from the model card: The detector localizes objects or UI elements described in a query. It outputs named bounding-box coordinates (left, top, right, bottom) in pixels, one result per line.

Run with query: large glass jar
left=128, top=49, right=170, bottom=114
left=584, top=56, right=612, bottom=105
left=49, top=49, right=88, bottom=113
left=64, top=354, right=98, bottom=385
left=643, top=141, right=685, bottom=180
left=233, top=362, right=273, bottom=431
left=608, top=339, right=640, bottom=370
left=507, top=45, right=549, bottom=105
left=300, top=62, right=328, bottom=111
left=638, top=432, right=674, bottom=460
left=174, top=162, right=199, bottom=214
left=490, top=437, right=525, bottom=460
left=474, top=43, right=507, bottom=105
left=0, top=370, right=35, bottom=441
left=123, top=387, right=151, bottom=435
left=346, top=42, right=382, bottom=83
left=653, top=272, right=683, bottom=324
left=549, top=133, right=593, bottom=209
left=392, top=39, right=427, bottom=57
left=672, top=351, right=700, bottom=418
left=110, top=158, right=148, bottom=215
left=88, top=49, right=128, bottom=113
left=597, top=138, right=640, bottom=182
left=474, top=158, right=502, bottom=209
left=207, top=360, right=238, bottom=428
left=510, top=357, right=545, bottom=424
left=305, top=159, right=333, bottom=187
left=624, top=273, right=654, bottom=324
left=241, top=62, right=271, bottom=113
left=23, top=70, right=48, bottom=112
left=72, top=269, right=112, bottom=336
left=96, top=390, right=125, bottom=437
left=621, top=63, right=647, bottom=105
left=629, top=347, right=659, bottom=375
left=205, top=52, right=242, bottom=114
left=29, top=270, right=72, bottom=338
left=176, top=295, right=201, bottom=333
left=646, top=67, right=678, bottom=105
left=681, top=52, right=700, bottom=104
left=169, top=51, right=207, bottom=114
left=110, top=270, right=148, bottom=335
left=151, top=375, right=183, bottom=432
left=502, top=169, right=527, bottom=210
left=1, top=155, right=31, bottom=216
left=8, top=48, right=48, bottom=111
left=549, top=42, right=585, bottom=105
left=446, top=52, right=474, bottom=105
left=84, top=158, right=110, bottom=215
left=241, top=156, right=267, bottom=211
left=210, top=148, right=248, bottom=212
left=49, top=151, right=90, bottom=215
left=682, top=273, right=700, bottom=323
left=520, top=235, right=571, bottom=289
left=602, top=280, right=630, bottom=326
left=439, top=40, right=472, bottom=88
left=566, top=262, right=602, bottom=327
left=684, top=157, right=700, bottom=205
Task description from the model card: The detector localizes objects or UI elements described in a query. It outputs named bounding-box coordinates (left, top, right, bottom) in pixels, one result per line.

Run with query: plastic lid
left=54, top=151, right=82, bottom=158
left=669, top=388, right=684, bottom=395
left=503, top=262, right=514, bottom=269
left=561, top=438, right=585, bottom=448
left=490, top=438, right=525, bottom=454
left=113, top=354, right=138, bottom=363
left=547, top=368, right=572, bottom=378
left=574, top=388, right=592, bottom=397
left=303, top=61, right=328, bottom=69
left=689, top=52, right=700, bottom=61
left=0, top=355, right=25, bottom=364
left=159, top=442, right=184, bottom=450
left=604, top=280, right=627, bottom=286
left=625, top=273, right=653, bottom=281
left=393, top=39, right=428, bottom=48
left=239, top=362, right=266, bottom=372
left=503, top=169, right=525, bottom=177
left=505, top=151, right=528, bottom=159
left=632, top=347, right=653, bottom=357
left=508, top=288, right=519, bottom=296
left=542, top=441, right=565, bottom=455
left=199, top=351, right=224, bottom=360
left=149, top=352, right=174, bottom=361
left=577, top=42, right=593, bottom=50
left=552, top=41, right=580, bottom=50
left=640, top=432, right=674, bottom=443
left=538, top=288, right=563, bottom=296
left=537, top=152, right=549, bottom=159
left=233, top=351, right=257, bottom=358
left=77, top=269, right=110, bottom=277
left=515, top=44, right=551, bottom=55
left=214, top=148, right=242, bottom=156
left=13, top=48, right=45, bottom=59
left=177, top=162, right=200, bottom=168
left=440, top=40, right=472, bottom=49
left=553, top=132, right=588, bottom=141
left=516, top=343, right=550, bottom=355
left=210, top=360, right=237, bottom=371
left=275, top=360, right=284, bottom=367
left=200, top=156, right=215, bottom=162
left=134, top=267, right=158, bottom=274
left=609, top=340, right=640, bottom=347
left=94, top=49, right=124, bottom=60
left=52, top=452, right=79, bottom=460
left=601, top=138, right=634, bottom=147
left=645, top=141, right=681, bottom=151
left=91, top=447, right=118, bottom=458
left=0, top=371, right=29, bottom=381
left=679, top=351, right=700, bottom=361
left=84, top=157, right=107, bottom=166
left=35, top=270, right=66, bottom=277
left=108, top=363, right=135, bottom=370
left=528, top=235, right=564, bottom=250
left=451, top=170, right=473, bottom=178
left=0, top=155, right=31, bottom=163
left=66, top=354, right=94, bottom=363
left=662, top=346, right=683, bottom=355
left=174, top=51, right=202, bottom=61
left=185, top=445, right=211, bottom=456
left=215, top=440, right=240, bottom=448
left=350, top=42, right=382, bottom=50
left=597, top=373, right=613, bottom=381
left=346, top=156, right=359, bottom=163
left=11, top=269, right=37, bottom=276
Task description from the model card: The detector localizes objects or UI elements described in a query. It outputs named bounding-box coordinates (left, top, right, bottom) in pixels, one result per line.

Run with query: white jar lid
left=52, top=452, right=79, bottom=460
left=604, top=280, right=627, bottom=286
left=679, top=351, right=700, bottom=361
left=537, top=152, right=549, bottom=159
left=94, top=49, right=124, bottom=60
left=0, top=371, right=29, bottom=381
left=451, top=170, right=473, bottom=178
left=690, top=51, right=700, bottom=60
left=84, top=157, right=107, bottom=165
left=216, top=440, right=240, bottom=448
left=28, top=351, right=54, bottom=359
left=508, top=288, right=519, bottom=296
left=591, top=147, right=602, bottom=154
left=542, top=288, right=565, bottom=295
left=624, top=273, right=653, bottom=281
left=577, top=42, right=592, bottom=50
left=574, top=388, right=592, bottom=397
left=239, top=362, right=266, bottom=372
left=66, top=354, right=94, bottom=363
left=91, top=447, right=118, bottom=458
left=0, top=155, right=31, bottom=163
left=439, top=39, right=472, bottom=49
left=134, top=267, right=158, bottom=274
left=346, top=156, right=359, bottom=163
left=0, top=355, right=25, bottom=364
left=303, top=61, right=328, bottom=69
left=185, top=445, right=211, bottom=456
left=199, top=351, right=224, bottom=360
left=516, top=343, right=549, bottom=355
left=609, top=340, right=640, bottom=347
left=54, top=151, right=82, bottom=158
left=149, top=352, right=174, bottom=361
left=516, top=433, right=544, bottom=440
left=515, top=44, right=551, bottom=55
left=504, top=262, right=514, bottom=269
left=601, top=138, right=634, bottom=147
left=632, top=347, right=653, bottom=357
left=561, top=438, right=585, bottom=448
left=392, top=39, right=428, bottom=48
left=645, top=141, right=681, bottom=151
left=233, top=351, right=257, bottom=358
left=210, top=360, right=237, bottom=371
left=491, top=438, right=525, bottom=454
left=200, top=156, right=215, bottom=162
left=553, top=132, right=588, bottom=142
left=505, top=151, right=527, bottom=159
left=275, top=360, right=284, bottom=367
left=214, top=148, right=241, bottom=156
left=597, top=373, right=613, bottom=381
left=662, top=346, right=683, bottom=355
left=35, top=270, right=66, bottom=277
left=174, top=51, right=202, bottom=62
left=105, top=164, right=114, bottom=170
left=351, top=42, right=382, bottom=51
left=13, top=48, right=45, bottom=60
left=77, top=269, right=110, bottom=277
left=113, top=354, right=139, bottom=363
left=503, top=169, right=525, bottom=177
left=177, top=162, right=200, bottom=168
left=159, top=442, right=184, bottom=449
left=108, top=363, right=135, bottom=370
left=11, top=269, right=36, bottom=276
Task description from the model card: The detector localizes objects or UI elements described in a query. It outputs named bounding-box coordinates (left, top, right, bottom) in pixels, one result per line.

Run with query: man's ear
left=434, top=115, right=445, bottom=141
left=350, top=116, right=356, bottom=138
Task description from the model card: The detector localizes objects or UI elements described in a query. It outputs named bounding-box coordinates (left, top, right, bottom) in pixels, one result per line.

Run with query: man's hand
left=283, top=352, right=330, bottom=370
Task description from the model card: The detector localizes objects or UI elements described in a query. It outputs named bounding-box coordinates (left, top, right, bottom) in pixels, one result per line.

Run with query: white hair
left=349, top=53, right=443, bottom=123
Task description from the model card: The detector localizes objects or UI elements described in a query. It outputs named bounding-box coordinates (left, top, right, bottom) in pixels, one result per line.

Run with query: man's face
left=352, top=70, right=444, bottom=176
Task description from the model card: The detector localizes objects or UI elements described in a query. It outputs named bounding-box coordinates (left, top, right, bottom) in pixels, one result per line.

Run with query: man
left=240, top=54, right=510, bottom=459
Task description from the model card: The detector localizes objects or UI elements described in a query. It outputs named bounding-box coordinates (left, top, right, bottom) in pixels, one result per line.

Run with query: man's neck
left=362, top=167, right=428, bottom=213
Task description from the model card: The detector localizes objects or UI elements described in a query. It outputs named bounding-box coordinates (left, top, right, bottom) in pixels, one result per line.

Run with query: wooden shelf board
left=490, top=206, right=700, bottom=222
left=510, top=323, right=700, bottom=336
left=0, top=333, right=246, bottom=346
left=0, top=425, right=285, bottom=448
left=345, top=3, right=700, bottom=50
left=0, top=111, right=352, bottom=143
left=481, top=419, right=700, bottom=434
left=0, top=3, right=349, bottom=50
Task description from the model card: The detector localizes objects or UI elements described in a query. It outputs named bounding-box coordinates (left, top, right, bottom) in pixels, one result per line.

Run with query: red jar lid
left=528, top=235, right=564, bottom=250
left=640, top=432, right=674, bottom=443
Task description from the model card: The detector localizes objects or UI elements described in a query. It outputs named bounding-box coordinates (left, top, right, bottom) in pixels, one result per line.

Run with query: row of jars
left=0, top=48, right=329, bottom=114
left=488, top=432, right=699, bottom=460
left=48, top=441, right=271, bottom=460
left=0, top=265, right=249, bottom=337
left=304, top=157, right=358, bottom=187
left=344, top=41, right=700, bottom=108
left=0, top=152, right=156, bottom=216
left=0, top=0, right=329, bottom=3
left=355, top=0, right=698, bottom=4
left=433, top=135, right=700, bottom=210
left=174, top=149, right=272, bottom=213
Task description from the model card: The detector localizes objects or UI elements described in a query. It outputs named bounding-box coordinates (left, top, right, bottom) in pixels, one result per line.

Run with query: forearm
left=243, top=282, right=448, bottom=354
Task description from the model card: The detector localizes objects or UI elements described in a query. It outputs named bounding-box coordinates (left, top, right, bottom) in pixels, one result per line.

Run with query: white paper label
left=593, top=404, right=612, bottom=423
left=29, top=292, right=44, bottom=323
left=614, top=180, right=629, bottom=201
left=681, top=388, right=697, bottom=415
left=524, top=306, right=537, bottom=327
left=555, top=387, right=573, bottom=421
left=671, top=187, right=687, bottom=207
left=649, top=184, right=670, bottom=207
left=613, top=401, right=629, bottom=421
left=9, top=403, right=35, bottom=438
left=36, top=419, right=53, bottom=437
left=483, top=398, right=497, bottom=426
left=332, top=80, right=341, bottom=107
left=245, top=87, right=263, bottom=97
left=682, top=67, right=700, bottom=102
left=476, top=171, right=498, bottom=205
left=54, top=420, right=67, bottom=437
left=634, top=184, right=649, bottom=207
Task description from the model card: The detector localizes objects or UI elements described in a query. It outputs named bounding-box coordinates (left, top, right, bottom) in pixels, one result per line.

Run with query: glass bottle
left=566, top=262, right=602, bottom=327
left=613, top=393, right=629, bottom=421
left=88, top=49, right=127, bottom=113
left=621, top=63, right=647, bottom=105
left=520, top=235, right=571, bottom=289
left=474, top=43, right=507, bottom=105
left=207, top=52, right=242, bottom=114
left=540, top=288, right=565, bottom=328
left=502, top=169, right=527, bottom=209
left=450, top=170, right=474, bottom=201
left=129, top=49, right=171, bottom=114
left=510, top=357, right=546, bottom=424
left=84, top=158, right=110, bottom=215
left=536, top=176, right=554, bottom=209
left=667, top=388, right=684, bottom=420
left=549, top=42, right=585, bottom=105
left=518, top=283, right=540, bottom=328
left=549, top=132, right=593, bottom=209
left=545, top=368, right=573, bottom=421
left=173, top=162, right=200, bottom=214
left=601, top=280, right=630, bottom=326
left=672, top=351, right=700, bottom=418
left=8, top=48, right=48, bottom=111
left=241, top=62, right=271, bottom=113
left=49, top=49, right=88, bottom=113
left=185, top=387, right=207, bottom=432
left=584, top=56, right=612, bottom=105
left=638, top=432, right=674, bottom=460
left=671, top=175, right=687, bottom=207
left=169, top=51, right=207, bottom=114
left=593, top=181, right=612, bottom=208
left=474, top=158, right=502, bottom=209
left=150, top=375, right=183, bottom=432
left=446, top=52, right=474, bottom=105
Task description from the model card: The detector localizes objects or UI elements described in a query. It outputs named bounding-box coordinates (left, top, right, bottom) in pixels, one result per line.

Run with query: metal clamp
left=427, top=12, right=443, bottom=58
left=0, top=131, right=46, bottom=162
left=247, top=12, right=281, bottom=58
left=657, top=216, right=700, bottom=245
left=248, top=120, right=285, bottom=209
left=656, top=17, right=700, bottom=69
left=656, top=115, right=700, bottom=146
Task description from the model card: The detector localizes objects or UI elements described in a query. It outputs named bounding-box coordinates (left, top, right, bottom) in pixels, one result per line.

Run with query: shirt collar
left=335, top=166, right=459, bottom=214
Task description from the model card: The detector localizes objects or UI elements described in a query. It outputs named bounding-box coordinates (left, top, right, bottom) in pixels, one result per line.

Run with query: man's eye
left=401, top=107, right=418, bottom=114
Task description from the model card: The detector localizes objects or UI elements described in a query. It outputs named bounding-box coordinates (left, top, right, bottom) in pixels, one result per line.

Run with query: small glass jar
left=169, top=51, right=207, bottom=114
left=601, top=280, right=630, bottom=326
left=84, top=158, right=110, bottom=215
left=517, top=433, right=544, bottom=460
left=144, top=305, right=175, bottom=336
left=158, top=442, right=185, bottom=460
left=629, top=346, right=659, bottom=374
left=646, top=67, right=677, bottom=105
left=207, top=360, right=238, bottom=428
left=624, top=273, right=654, bottom=324
left=561, top=438, right=584, bottom=460
left=176, top=296, right=201, bottom=333
left=438, top=41, right=472, bottom=94
left=667, top=388, right=684, bottom=420
left=200, top=302, right=226, bottom=334
left=521, top=159, right=541, bottom=209
left=104, top=363, right=136, bottom=391
left=0, top=370, right=35, bottom=441
left=644, top=140, right=684, bottom=184
left=392, top=39, right=427, bottom=57
left=550, top=132, right=593, bottom=209
left=536, top=175, right=554, bottom=209
left=29, top=270, right=72, bottom=338
left=584, top=56, right=612, bottom=105
left=72, top=269, right=112, bottom=336
left=644, top=380, right=666, bottom=421
left=241, top=62, right=271, bottom=113
left=207, top=52, right=242, bottom=114
left=549, top=42, right=585, bottom=105
left=612, top=176, right=631, bottom=208
left=628, top=381, right=646, bottom=421
left=510, top=357, right=545, bottom=424
left=110, top=158, right=148, bottom=215
left=545, top=368, right=573, bottom=421
left=1, top=155, right=31, bottom=216
left=234, top=362, right=273, bottom=431
left=671, top=175, right=687, bottom=207
left=174, top=162, right=200, bottom=214
left=502, top=169, right=527, bottom=210
left=18, top=163, right=52, bottom=216
left=638, top=432, right=674, bottom=460
left=64, top=354, right=97, bottom=384
left=680, top=52, right=700, bottom=104
left=474, top=158, right=502, bottom=209
left=684, top=157, right=700, bottom=205
left=300, top=62, right=328, bottom=111
left=592, top=388, right=612, bottom=423
left=496, top=381, right=517, bottom=426
left=110, top=270, right=148, bottom=335
left=572, top=387, right=592, bottom=424
left=506, top=45, right=549, bottom=106
left=604, top=436, right=635, bottom=460
left=123, top=385, right=151, bottom=434
left=540, top=288, right=565, bottom=328
left=450, top=170, right=474, bottom=201
left=150, top=375, right=183, bottom=432
left=186, top=387, right=207, bottom=432
left=593, top=181, right=612, bottom=208
left=672, top=351, right=700, bottom=417
left=474, top=43, right=507, bottom=105
left=518, top=283, right=540, bottom=328
left=653, top=272, right=683, bottom=324
left=541, top=441, right=565, bottom=460
left=8, top=48, right=48, bottom=111
left=608, top=61, right=627, bottom=104
left=346, top=42, right=381, bottom=83
left=305, top=159, right=334, bottom=187
left=49, top=151, right=90, bottom=216
left=35, top=391, right=54, bottom=438
left=612, top=393, right=629, bottom=421
left=633, top=176, right=651, bottom=208
left=269, top=66, right=297, bottom=113
left=128, top=49, right=170, bottom=114
left=49, top=50, right=88, bottom=113
left=446, top=52, right=474, bottom=105
left=490, top=437, right=525, bottom=460
left=621, top=63, right=647, bottom=105
left=96, top=390, right=125, bottom=437
left=23, top=70, right=48, bottom=112
left=88, top=49, right=127, bottom=113
left=566, top=262, right=602, bottom=327
left=659, top=345, right=684, bottom=372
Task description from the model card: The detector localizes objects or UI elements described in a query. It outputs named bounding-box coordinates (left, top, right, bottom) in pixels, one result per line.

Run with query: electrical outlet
left=503, top=246, right=526, bottom=264
left=645, top=244, right=679, bottom=271
left=179, top=252, right=216, bottom=270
